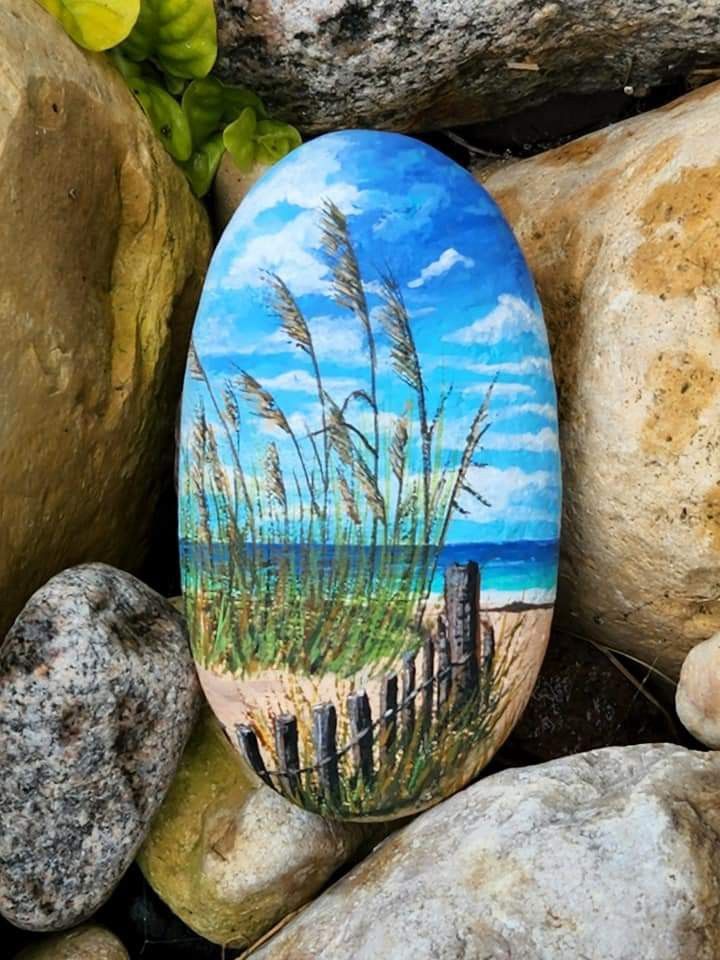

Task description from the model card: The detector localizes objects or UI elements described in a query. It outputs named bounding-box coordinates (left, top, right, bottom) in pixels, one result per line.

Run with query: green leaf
left=164, top=74, right=188, bottom=96
left=254, top=119, right=302, bottom=165
left=222, top=107, right=258, bottom=173
left=110, top=47, right=145, bottom=80
left=122, top=0, right=217, bottom=79
left=182, top=78, right=267, bottom=149
left=180, top=134, right=225, bottom=197
left=129, top=77, right=193, bottom=161
left=39, top=0, right=140, bottom=51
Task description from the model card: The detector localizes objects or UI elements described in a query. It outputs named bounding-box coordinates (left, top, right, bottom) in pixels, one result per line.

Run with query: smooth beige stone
left=138, top=706, right=371, bottom=948
left=212, top=154, right=268, bottom=233
left=13, top=925, right=128, bottom=960
left=0, top=0, right=212, bottom=639
left=249, top=744, right=720, bottom=960
left=480, top=82, right=720, bottom=677
left=676, top=632, right=720, bottom=747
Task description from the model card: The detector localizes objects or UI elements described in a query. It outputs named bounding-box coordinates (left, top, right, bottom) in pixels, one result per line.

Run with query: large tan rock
left=137, top=706, right=372, bottom=948
left=0, top=0, right=212, bottom=639
left=13, top=925, right=128, bottom=960
left=481, top=83, right=720, bottom=677
left=249, top=745, right=720, bottom=960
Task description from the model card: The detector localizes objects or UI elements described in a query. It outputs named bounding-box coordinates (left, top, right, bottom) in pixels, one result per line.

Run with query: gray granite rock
left=0, top=564, right=201, bottom=932
left=250, top=744, right=720, bottom=960
left=214, top=0, right=720, bottom=133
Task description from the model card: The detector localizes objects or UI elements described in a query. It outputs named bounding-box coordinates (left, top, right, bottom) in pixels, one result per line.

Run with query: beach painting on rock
left=179, top=130, right=561, bottom=819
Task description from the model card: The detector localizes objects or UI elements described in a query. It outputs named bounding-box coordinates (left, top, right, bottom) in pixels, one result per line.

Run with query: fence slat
left=236, top=724, right=273, bottom=788
left=347, top=690, right=374, bottom=784
left=436, top=614, right=451, bottom=710
left=444, top=561, right=480, bottom=705
left=312, top=702, right=340, bottom=804
left=379, top=673, right=398, bottom=759
left=479, top=617, right=495, bottom=707
left=421, top=635, right=434, bottom=731
left=402, top=651, right=416, bottom=741
left=274, top=713, right=301, bottom=798
left=480, top=617, right=495, bottom=674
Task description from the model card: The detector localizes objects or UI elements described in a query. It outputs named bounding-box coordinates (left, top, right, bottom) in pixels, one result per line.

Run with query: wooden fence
left=235, top=561, right=494, bottom=804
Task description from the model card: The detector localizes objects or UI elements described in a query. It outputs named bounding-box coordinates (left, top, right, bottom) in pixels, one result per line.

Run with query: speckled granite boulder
left=0, top=565, right=201, bottom=932
left=214, top=1, right=720, bottom=132
left=13, top=925, right=129, bottom=960
left=250, top=745, right=720, bottom=960
left=138, top=706, right=371, bottom=948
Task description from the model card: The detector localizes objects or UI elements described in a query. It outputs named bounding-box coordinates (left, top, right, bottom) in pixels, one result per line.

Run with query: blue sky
left=182, top=130, right=561, bottom=544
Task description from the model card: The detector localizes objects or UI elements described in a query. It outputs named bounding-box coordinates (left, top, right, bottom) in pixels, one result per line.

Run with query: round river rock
left=0, top=564, right=200, bottom=931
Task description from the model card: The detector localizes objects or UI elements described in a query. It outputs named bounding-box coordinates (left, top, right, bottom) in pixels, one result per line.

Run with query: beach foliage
left=182, top=200, right=495, bottom=677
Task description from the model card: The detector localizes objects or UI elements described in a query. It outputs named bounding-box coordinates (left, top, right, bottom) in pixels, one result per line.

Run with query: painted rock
left=180, top=130, right=561, bottom=820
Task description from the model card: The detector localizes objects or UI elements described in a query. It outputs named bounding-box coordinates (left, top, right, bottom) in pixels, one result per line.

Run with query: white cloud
left=408, top=248, right=475, bottom=289
left=484, top=427, right=559, bottom=453
left=443, top=294, right=543, bottom=346
left=464, top=382, right=535, bottom=397
left=192, top=315, right=239, bottom=358
left=224, top=210, right=330, bottom=297
left=229, top=136, right=363, bottom=226
left=495, top=402, right=557, bottom=423
left=459, top=356, right=553, bottom=376
left=259, top=370, right=361, bottom=395
left=363, top=280, right=384, bottom=297
left=455, top=465, right=558, bottom=525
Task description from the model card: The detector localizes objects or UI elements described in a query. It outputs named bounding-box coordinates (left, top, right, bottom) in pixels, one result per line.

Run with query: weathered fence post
left=312, top=702, right=341, bottom=806
left=480, top=617, right=495, bottom=674
left=436, top=613, right=451, bottom=710
left=379, top=673, right=398, bottom=760
left=236, top=724, right=273, bottom=788
left=421, top=635, right=434, bottom=731
left=444, top=562, right=480, bottom=706
left=347, top=690, right=374, bottom=785
left=402, top=651, right=416, bottom=741
left=479, top=617, right=495, bottom=707
left=274, top=713, right=301, bottom=799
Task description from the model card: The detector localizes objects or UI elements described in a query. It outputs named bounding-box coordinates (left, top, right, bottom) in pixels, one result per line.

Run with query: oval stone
left=180, top=131, right=561, bottom=820
left=0, top=565, right=200, bottom=930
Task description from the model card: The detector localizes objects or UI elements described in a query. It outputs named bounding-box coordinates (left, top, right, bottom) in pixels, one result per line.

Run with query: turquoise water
left=181, top=539, right=559, bottom=607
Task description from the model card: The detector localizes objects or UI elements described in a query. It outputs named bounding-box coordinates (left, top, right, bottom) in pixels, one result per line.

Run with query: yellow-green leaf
left=222, top=107, right=258, bottom=173
left=182, top=78, right=267, bottom=149
left=254, top=119, right=302, bottom=165
left=181, top=134, right=225, bottom=197
left=122, top=0, right=217, bottom=79
left=129, top=77, right=193, bottom=161
left=38, top=0, right=140, bottom=51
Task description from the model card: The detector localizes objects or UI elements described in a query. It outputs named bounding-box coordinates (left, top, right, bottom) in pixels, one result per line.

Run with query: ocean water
left=431, top=540, right=558, bottom=607
left=181, top=539, right=558, bottom=609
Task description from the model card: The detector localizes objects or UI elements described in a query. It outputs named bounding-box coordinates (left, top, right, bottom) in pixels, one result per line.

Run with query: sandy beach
left=197, top=604, right=553, bottom=772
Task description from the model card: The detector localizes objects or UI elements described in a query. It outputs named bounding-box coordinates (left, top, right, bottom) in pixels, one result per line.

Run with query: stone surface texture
left=676, top=632, right=720, bottom=747
left=0, top=565, right=201, bottom=932
left=0, top=0, right=212, bottom=640
left=13, top=925, right=129, bottom=960
left=250, top=744, right=720, bottom=960
left=481, top=82, right=720, bottom=677
left=214, top=1, right=720, bottom=132
left=138, top=706, right=372, bottom=948
left=212, top=154, right=267, bottom=234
